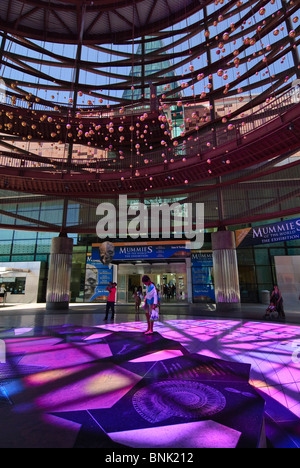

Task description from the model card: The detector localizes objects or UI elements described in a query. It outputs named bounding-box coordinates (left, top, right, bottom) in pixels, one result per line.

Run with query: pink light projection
left=100, top=319, right=300, bottom=418
left=108, top=420, right=242, bottom=449
left=0, top=319, right=299, bottom=448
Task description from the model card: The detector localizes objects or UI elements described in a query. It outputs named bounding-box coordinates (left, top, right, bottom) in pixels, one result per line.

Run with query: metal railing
left=0, top=85, right=299, bottom=175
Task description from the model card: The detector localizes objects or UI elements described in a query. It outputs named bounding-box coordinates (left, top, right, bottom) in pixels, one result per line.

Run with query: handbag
left=150, top=306, right=159, bottom=321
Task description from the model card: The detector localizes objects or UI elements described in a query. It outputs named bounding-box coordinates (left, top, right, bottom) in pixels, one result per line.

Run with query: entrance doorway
left=128, top=274, right=141, bottom=302
left=117, top=262, right=188, bottom=304
left=162, top=273, right=187, bottom=302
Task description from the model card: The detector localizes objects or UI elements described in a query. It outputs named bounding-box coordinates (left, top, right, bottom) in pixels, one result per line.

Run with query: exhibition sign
left=92, top=241, right=190, bottom=261
left=235, top=217, right=300, bottom=248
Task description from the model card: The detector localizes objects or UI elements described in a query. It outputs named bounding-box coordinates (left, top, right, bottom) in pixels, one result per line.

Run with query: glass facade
left=0, top=1, right=299, bottom=305
left=0, top=223, right=299, bottom=303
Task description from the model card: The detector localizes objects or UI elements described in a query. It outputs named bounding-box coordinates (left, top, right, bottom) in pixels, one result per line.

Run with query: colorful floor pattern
left=0, top=318, right=300, bottom=448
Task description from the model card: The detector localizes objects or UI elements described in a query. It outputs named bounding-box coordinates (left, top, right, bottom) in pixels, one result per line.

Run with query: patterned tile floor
left=99, top=318, right=300, bottom=418
left=0, top=304, right=300, bottom=448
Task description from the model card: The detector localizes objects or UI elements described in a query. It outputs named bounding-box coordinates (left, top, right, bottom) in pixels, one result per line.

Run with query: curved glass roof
left=0, top=1, right=299, bottom=109
left=0, top=0, right=299, bottom=198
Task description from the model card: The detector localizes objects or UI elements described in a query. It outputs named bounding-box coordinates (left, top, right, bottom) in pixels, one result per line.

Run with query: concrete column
left=212, top=230, right=240, bottom=312
left=46, top=235, right=73, bottom=310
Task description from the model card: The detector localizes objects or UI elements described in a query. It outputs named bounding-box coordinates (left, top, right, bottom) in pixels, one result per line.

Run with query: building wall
left=0, top=261, right=42, bottom=303
left=274, top=256, right=300, bottom=314
left=0, top=226, right=299, bottom=304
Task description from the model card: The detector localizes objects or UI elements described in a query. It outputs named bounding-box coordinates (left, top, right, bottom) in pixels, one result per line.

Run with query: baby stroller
left=263, top=301, right=278, bottom=320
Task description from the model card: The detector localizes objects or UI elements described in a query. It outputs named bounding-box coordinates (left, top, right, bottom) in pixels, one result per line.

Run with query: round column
left=212, top=230, right=240, bottom=312
left=46, top=235, right=73, bottom=310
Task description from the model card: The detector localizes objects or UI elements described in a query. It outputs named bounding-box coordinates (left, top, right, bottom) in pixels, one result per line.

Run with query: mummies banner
left=84, top=255, right=113, bottom=302
left=235, top=217, right=300, bottom=248
left=191, top=252, right=215, bottom=303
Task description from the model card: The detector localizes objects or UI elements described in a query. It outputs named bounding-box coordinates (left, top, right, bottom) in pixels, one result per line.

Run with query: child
left=264, top=301, right=278, bottom=320
left=0, top=284, right=6, bottom=306
left=133, top=286, right=143, bottom=313
left=142, top=275, right=158, bottom=335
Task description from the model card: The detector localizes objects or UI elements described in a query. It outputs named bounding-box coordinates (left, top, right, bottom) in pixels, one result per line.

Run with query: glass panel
left=0, top=230, right=13, bottom=241
left=237, top=248, right=254, bottom=265
left=256, top=266, right=273, bottom=284
left=0, top=243, right=11, bottom=254
left=254, top=248, right=269, bottom=265
left=12, top=240, right=36, bottom=254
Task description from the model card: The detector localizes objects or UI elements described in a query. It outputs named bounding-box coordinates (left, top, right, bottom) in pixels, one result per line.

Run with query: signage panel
left=85, top=255, right=113, bottom=302
left=235, top=217, right=300, bottom=248
left=91, top=241, right=190, bottom=261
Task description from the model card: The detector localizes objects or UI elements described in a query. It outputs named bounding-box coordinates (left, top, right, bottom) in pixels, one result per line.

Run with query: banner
left=84, top=255, right=113, bottom=303
left=235, top=217, right=300, bottom=248
left=191, top=252, right=215, bottom=302
left=91, top=241, right=190, bottom=261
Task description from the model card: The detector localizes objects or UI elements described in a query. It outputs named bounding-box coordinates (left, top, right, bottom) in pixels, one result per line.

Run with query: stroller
left=263, top=301, right=278, bottom=320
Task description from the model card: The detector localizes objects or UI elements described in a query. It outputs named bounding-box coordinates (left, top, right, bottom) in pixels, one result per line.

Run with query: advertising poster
left=235, top=217, right=300, bottom=248
left=84, top=255, right=113, bottom=303
left=191, top=252, right=215, bottom=303
left=91, top=241, right=191, bottom=261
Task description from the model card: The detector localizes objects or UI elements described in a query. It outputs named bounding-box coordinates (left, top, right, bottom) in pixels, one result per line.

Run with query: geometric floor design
left=0, top=318, right=300, bottom=449
left=106, top=319, right=300, bottom=449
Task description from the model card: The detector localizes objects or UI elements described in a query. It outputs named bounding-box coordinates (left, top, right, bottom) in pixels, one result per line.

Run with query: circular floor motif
left=132, top=380, right=226, bottom=423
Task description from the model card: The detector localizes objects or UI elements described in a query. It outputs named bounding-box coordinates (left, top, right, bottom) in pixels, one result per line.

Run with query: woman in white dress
left=142, top=275, right=158, bottom=335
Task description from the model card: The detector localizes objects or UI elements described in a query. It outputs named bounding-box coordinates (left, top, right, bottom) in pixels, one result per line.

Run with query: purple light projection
left=0, top=319, right=299, bottom=448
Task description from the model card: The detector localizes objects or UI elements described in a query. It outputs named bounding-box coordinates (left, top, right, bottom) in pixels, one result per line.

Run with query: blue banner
left=85, top=256, right=113, bottom=302
left=91, top=242, right=190, bottom=261
left=191, top=252, right=215, bottom=303
left=235, top=217, right=300, bottom=248
left=192, top=284, right=215, bottom=302
left=191, top=252, right=214, bottom=266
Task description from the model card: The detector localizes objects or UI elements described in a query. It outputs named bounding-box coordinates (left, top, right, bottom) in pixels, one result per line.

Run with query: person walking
left=104, top=282, right=117, bottom=320
left=270, top=284, right=285, bottom=320
left=142, top=275, right=158, bottom=335
left=133, top=285, right=143, bottom=313
left=0, top=284, right=6, bottom=306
